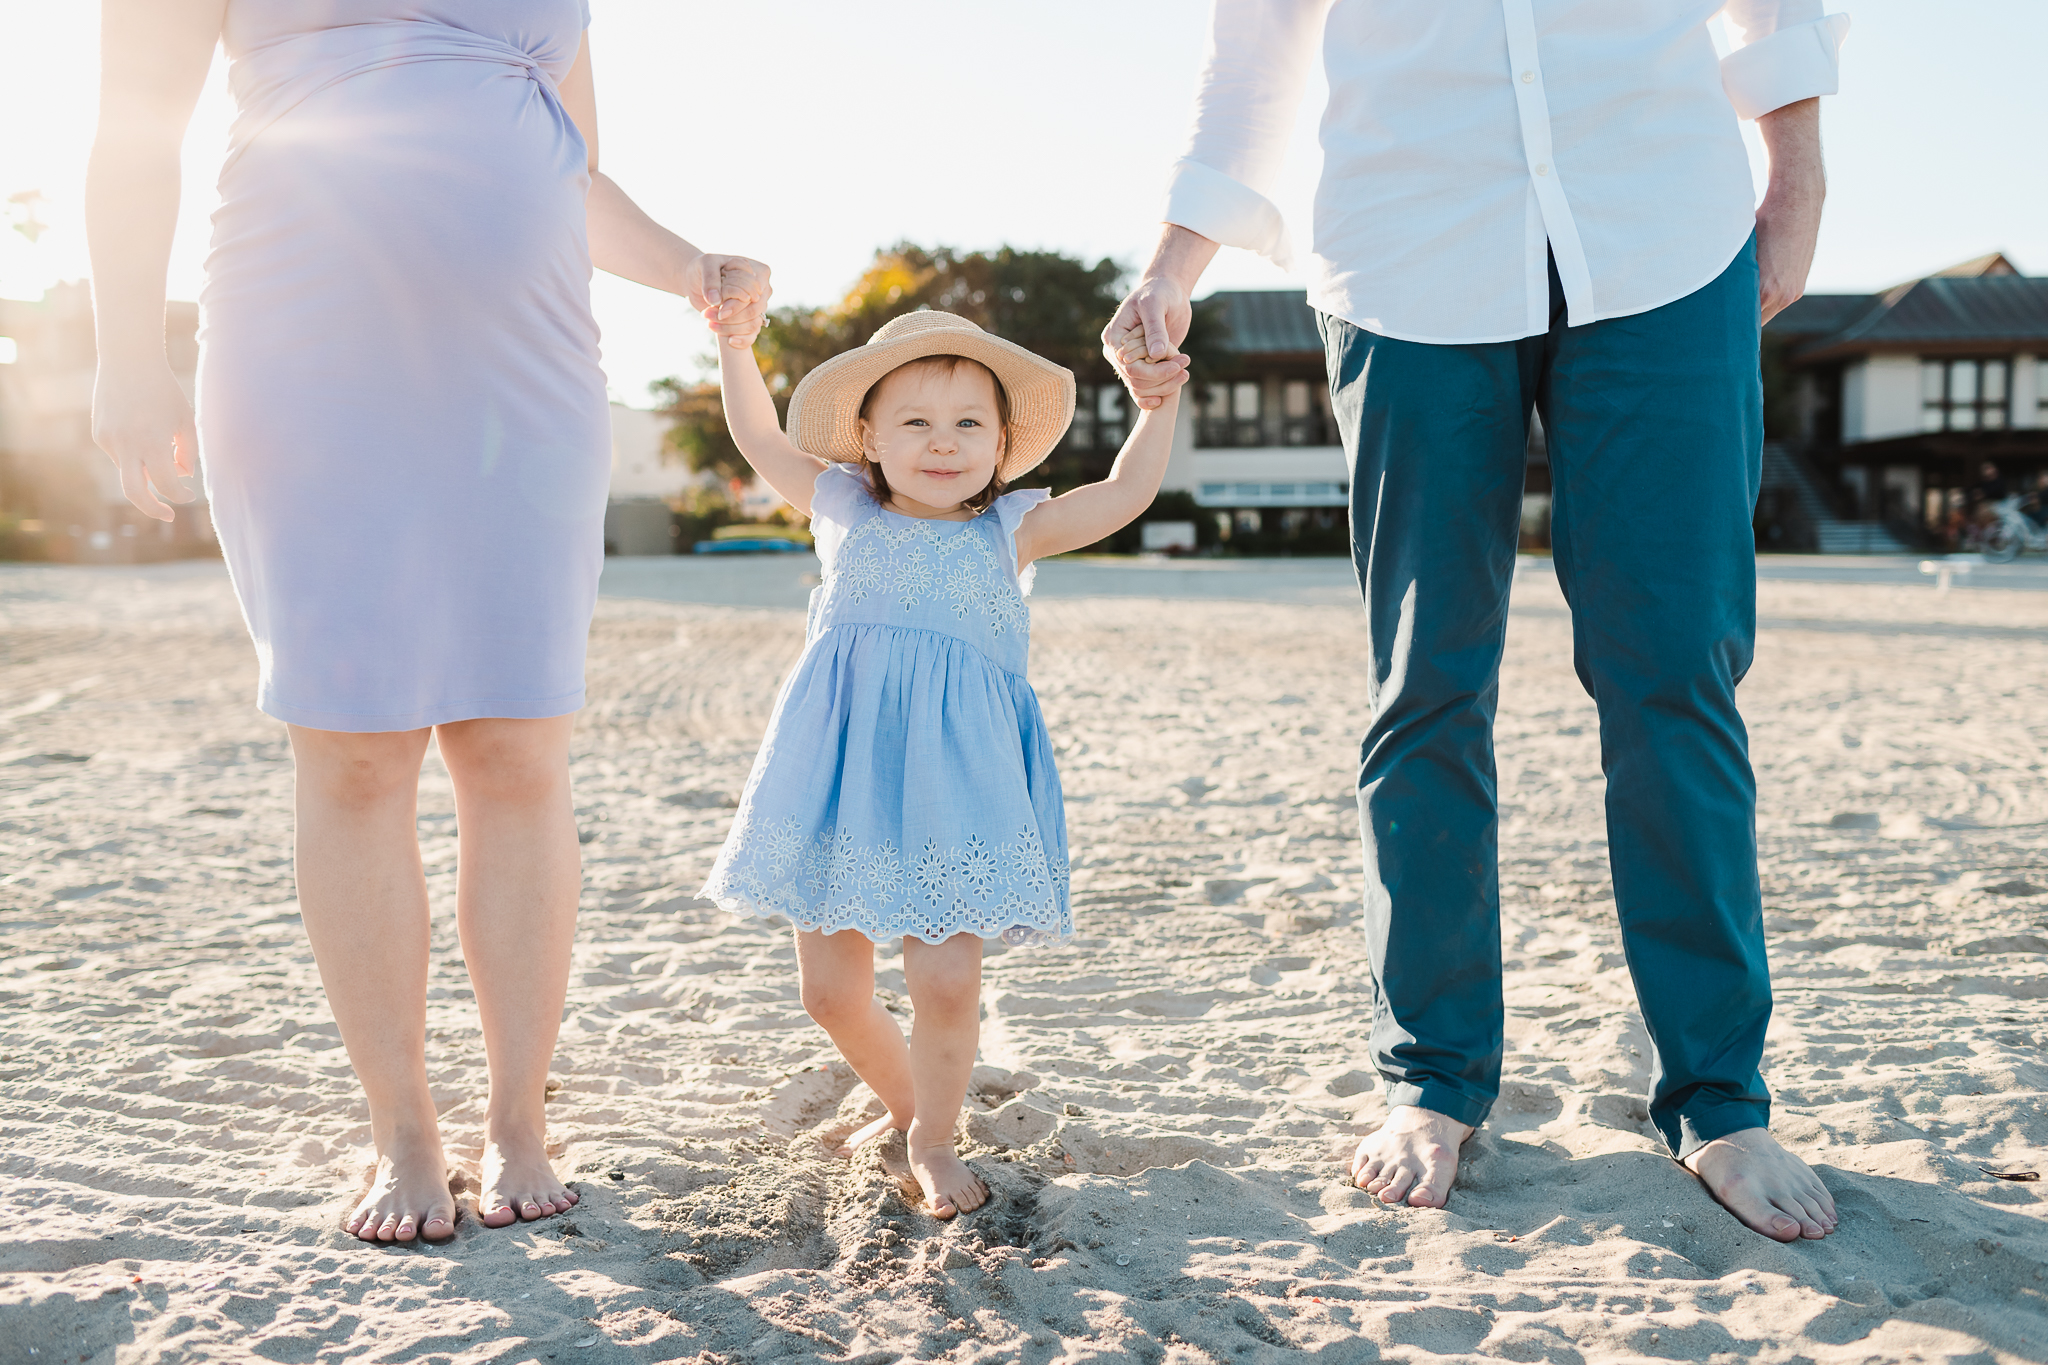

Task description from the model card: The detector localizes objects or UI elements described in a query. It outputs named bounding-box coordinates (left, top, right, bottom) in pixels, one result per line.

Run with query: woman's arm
left=555, top=36, right=768, bottom=349
left=1012, top=391, right=1181, bottom=568
left=86, top=0, right=225, bottom=519
left=717, top=341, right=828, bottom=518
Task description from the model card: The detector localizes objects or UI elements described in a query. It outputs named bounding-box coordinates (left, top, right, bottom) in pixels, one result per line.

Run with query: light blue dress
left=701, top=465, right=1072, bottom=945
left=197, top=1, right=609, bottom=732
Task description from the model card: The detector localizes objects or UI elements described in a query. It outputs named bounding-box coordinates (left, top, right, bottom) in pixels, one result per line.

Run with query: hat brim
left=784, top=318, right=1076, bottom=483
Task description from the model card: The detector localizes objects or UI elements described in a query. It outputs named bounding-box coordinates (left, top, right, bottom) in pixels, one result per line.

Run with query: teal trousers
left=1321, top=238, right=1769, bottom=1158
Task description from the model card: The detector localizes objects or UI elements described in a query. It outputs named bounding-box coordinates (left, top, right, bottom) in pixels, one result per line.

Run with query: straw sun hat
left=784, top=311, right=1076, bottom=483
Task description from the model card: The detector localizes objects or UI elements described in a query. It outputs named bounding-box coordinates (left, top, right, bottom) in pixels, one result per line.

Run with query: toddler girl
left=698, top=307, right=1182, bottom=1217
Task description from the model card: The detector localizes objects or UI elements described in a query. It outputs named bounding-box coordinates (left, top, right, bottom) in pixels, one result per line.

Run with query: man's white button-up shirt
left=1164, top=0, right=1850, bottom=345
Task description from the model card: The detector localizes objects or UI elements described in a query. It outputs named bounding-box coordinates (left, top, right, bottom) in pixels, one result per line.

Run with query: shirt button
left=1535, top=163, right=1549, bottom=176
left=1521, top=71, right=1534, bottom=83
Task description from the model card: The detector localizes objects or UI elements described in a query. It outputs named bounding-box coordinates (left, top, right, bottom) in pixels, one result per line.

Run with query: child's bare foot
left=909, top=1143, right=987, bottom=1219
left=1348, top=1105, right=1473, bottom=1208
left=477, top=1130, right=578, bottom=1228
left=1682, top=1127, right=1837, bottom=1241
left=834, top=1111, right=907, bottom=1158
left=344, top=1131, right=457, bottom=1244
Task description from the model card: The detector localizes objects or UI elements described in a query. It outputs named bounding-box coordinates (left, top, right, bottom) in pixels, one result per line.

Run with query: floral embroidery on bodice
left=808, top=486, right=1033, bottom=673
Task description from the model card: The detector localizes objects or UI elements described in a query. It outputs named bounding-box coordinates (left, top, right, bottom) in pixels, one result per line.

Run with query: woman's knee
left=437, top=718, right=570, bottom=806
left=291, top=727, right=427, bottom=811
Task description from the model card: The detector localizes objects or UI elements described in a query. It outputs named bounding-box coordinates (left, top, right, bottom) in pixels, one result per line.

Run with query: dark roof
left=1767, top=254, right=2048, bottom=362
left=1765, top=293, right=1873, bottom=338
left=1206, top=290, right=1322, bottom=354
left=1924, top=251, right=2020, bottom=280
left=1788, top=275, right=2048, bottom=362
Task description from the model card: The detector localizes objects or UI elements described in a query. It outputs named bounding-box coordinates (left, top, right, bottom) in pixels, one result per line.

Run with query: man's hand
left=1102, top=225, right=1219, bottom=410
left=682, top=252, right=772, bottom=349
left=1102, top=277, right=1193, bottom=411
left=1754, top=98, right=1823, bottom=325
left=92, top=360, right=198, bottom=522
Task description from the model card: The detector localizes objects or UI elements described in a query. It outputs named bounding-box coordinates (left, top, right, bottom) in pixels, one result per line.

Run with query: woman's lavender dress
left=197, top=0, right=609, bottom=731
left=701, top=465, right=1072, bottom=945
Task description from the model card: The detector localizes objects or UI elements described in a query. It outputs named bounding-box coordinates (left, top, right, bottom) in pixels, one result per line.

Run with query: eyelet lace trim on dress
left=702, top=810, right=1072, bottom=946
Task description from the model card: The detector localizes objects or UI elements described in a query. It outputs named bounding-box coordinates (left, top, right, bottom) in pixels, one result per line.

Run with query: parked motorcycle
left=1974, top=495, right=2048, bottom=563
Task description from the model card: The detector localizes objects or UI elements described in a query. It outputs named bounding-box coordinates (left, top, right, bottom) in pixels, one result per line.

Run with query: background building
left=603, top=400, right=787, bottom=556
left=1763, top=253, right=2048, bottom=550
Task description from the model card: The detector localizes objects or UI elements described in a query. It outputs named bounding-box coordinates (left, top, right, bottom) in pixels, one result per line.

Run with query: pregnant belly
left=202, top=57, right=593, bottom=328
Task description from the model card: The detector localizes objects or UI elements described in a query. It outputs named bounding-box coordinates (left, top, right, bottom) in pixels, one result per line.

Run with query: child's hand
left=683, top=253, right=773, bottom=349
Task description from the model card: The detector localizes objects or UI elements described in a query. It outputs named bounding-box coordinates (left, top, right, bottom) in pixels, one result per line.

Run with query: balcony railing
left=1196, top=414, right=1335, bottom=448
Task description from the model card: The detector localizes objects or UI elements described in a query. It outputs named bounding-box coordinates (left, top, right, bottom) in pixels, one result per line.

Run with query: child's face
left=859, top=362, right=1006, bottom=514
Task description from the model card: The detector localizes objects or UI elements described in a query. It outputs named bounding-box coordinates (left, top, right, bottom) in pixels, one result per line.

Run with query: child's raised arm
left=712, top=310, right=829, bottom=518
left=1013, top=391, right=1181, bottom=568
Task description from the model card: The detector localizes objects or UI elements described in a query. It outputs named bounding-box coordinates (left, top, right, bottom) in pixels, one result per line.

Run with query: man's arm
left=1755, top=98, right=1823, bottom=323
left=1716, top=5, right=1848, bottom=321
left=1102, top=0, right=1328, bottom=409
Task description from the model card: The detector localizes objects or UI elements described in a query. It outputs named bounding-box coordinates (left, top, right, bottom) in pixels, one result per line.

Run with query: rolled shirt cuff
left=1720, top=12, right=1851, bottom=120
left=1163, top=157, right=1294, bottom=271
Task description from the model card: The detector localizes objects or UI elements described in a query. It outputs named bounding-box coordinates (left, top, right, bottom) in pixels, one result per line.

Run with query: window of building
left=1921, top=358, right=2009, bottom=431
left=1197, top=381, right=1266, bottom=447
left=1066, top=384, right=1128, bottom=452
left=0, top=337, right=16, bottom=365
left=1280, top=380, right=1328, bottom=445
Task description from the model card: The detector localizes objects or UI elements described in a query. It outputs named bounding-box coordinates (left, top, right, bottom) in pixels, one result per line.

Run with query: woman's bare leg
left=288, top=724, right=453, bottom=1244
left=901, top=933, right=987, bottom=1218
left=435, top=715, right=582, bottom=1227
left=795, top=929, right=916, bottom=1154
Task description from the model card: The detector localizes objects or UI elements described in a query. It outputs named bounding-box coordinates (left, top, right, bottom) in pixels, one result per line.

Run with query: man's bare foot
left=344, top=1133, right=457, bottom=1244
left=1349, top=1105, right=1474, bottom=1209
left=908, top=1143, right=987, bottom=1220
left=1682, top=1127, right=1836, bottom=1242
left=834, top=1111, right=906, bottom=1158
left=477, top=1131, right=579, bottom=1228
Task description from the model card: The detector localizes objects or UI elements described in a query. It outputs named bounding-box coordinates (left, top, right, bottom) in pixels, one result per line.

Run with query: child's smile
left=859, top=362, right=1006, bottom=520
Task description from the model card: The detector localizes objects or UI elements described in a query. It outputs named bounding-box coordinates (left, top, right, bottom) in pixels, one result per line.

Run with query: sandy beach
left=3, top=557, right=2045, bottom=1364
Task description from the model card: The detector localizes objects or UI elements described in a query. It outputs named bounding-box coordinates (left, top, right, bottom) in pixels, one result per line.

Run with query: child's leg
left=795, top=928, right=915, bottom=1155
left=901, top=933, right=988, bottom=1219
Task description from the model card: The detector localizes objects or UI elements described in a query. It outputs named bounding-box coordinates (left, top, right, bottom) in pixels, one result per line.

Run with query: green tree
left=647, top=375, right=748, bottom=485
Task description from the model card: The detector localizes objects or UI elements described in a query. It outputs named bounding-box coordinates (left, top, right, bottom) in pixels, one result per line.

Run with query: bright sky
left=3, top=1, right=2043, bottom=406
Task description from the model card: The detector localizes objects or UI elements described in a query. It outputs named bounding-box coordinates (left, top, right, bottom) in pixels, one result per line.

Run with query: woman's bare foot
left=834, top=1111, right=907, bottom=1158
left=909, top=1143, right=987, bottom=1220
left=477, top=1131, right=578, bottom=1228
left=344, top=1132, right=457, bottom=1244
left=1348, top=1105, right=1474, bottom=1209
left=1682, top=1127, right=1837, bottom=1241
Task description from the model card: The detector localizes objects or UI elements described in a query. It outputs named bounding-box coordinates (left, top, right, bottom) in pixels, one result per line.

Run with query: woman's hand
left=682, top=253, right=772, bottom=349
left=92, top=359, right=198, bottom=521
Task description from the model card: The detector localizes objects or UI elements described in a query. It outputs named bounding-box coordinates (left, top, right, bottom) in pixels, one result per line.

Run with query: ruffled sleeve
left=807, top=463, right=872, bottom=570
left=993, top=488, right=1054, bottom=597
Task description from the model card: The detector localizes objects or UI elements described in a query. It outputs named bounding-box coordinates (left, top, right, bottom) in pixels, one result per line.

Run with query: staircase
left=1760, top=443, right=1915, bottom=555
